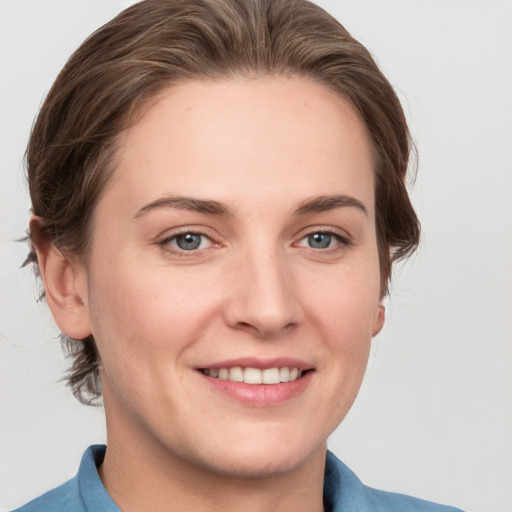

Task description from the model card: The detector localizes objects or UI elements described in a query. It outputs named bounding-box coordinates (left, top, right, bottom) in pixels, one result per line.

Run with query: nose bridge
left=225, top=238, right=300, bottom=337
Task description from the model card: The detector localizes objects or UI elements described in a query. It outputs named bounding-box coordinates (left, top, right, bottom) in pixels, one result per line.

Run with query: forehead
left=108, top=77, right=375, bottom=216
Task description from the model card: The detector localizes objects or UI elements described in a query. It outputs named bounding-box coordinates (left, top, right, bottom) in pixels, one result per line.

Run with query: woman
left=10, top=0, right=465, bottom=510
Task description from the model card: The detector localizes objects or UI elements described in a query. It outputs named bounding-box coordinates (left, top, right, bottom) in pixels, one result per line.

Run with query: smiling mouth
left=199, top=366, right=309, bottom=385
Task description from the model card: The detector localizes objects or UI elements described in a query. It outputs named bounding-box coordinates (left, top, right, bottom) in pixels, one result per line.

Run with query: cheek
left=298, top=254, right=381, bottom=392
left=301, top=260, right=381, bottom=333
left=86, top=257, right=223, bottom=361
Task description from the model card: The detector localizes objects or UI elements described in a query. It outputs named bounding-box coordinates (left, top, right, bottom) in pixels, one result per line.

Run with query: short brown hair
left=26, top=0, right=420, bottom=404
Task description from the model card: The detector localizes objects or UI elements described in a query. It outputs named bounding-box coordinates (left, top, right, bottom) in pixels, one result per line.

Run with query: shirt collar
left=324, top=450, right=372, bottom=512
left=78, top=445, right=120, bottom=511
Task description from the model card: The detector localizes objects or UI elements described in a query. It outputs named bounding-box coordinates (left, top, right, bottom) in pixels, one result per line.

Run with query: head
left=27, top=0, right=419, bottom=475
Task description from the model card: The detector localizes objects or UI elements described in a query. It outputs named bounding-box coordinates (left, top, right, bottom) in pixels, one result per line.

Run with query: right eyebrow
left=133, top=196, right=234, bottom=219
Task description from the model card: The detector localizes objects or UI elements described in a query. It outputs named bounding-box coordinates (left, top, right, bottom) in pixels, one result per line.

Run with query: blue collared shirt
left=12, top=445, right=464, bottom=511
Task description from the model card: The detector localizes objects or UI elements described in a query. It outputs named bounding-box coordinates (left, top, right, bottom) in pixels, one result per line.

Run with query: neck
left=99, top=410, right=326, bottom=512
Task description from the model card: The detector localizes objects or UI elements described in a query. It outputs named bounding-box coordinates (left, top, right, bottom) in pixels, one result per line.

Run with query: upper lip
left=196, top=357, right=314, bottom=371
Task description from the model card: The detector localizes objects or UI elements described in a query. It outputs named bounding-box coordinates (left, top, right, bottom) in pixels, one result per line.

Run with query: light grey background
left=1, top=1, right=511, bottom=511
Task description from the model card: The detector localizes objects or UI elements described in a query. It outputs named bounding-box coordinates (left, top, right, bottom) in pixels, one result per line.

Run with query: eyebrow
left=133, top=196, right=234, bottom=219
left=294, top=194, right=368, bottom=217
left=133, top=193, right=368, bottom=220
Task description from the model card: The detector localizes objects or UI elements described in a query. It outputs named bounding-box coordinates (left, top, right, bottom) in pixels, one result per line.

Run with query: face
left=75, top=77, right=384, bottom=478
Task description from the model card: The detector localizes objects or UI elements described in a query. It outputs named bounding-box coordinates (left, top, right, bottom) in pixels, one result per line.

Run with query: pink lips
left=196, top=357, right=314, bottom=406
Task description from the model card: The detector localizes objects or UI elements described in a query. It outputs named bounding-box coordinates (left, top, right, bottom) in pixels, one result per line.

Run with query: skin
left=35, top=77, right=385, bottom=512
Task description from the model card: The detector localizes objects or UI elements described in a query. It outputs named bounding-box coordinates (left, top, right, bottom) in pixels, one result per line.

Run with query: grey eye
left=307, top=233, right=332, bottom=249
left=175, top=233, right=203, bottom=250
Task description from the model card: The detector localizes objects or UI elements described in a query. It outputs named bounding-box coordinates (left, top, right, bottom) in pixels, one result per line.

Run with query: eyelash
left=158, top=228, right=351, bottom=257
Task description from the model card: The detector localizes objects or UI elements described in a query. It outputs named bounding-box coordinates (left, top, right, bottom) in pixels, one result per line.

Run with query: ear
left=371, top=302, right=385, bottom=337
left=30, top=217, right=92, bottom=340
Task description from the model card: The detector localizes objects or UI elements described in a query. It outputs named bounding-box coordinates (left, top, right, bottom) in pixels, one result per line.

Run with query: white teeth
left=279, top=367, right=290, bottom=382
left=203, top=366, right=304, bottom=385
left=262, top=367, right=280, bottom=384
left=229, top=366, right=244, bottom=382
left=244, top=367, right=262, bottom=384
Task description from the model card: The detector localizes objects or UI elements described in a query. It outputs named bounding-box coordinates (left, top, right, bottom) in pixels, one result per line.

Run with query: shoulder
left=363, top=487, right=465, bottom=512
left=9, top=478, right=83, bottom=512
left=9, top=445, right=119, bottom=512
left=324, top=451, right=465, bottom=512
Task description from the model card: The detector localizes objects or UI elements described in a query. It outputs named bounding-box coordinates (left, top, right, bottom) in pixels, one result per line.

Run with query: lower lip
left=199, top=371, right=314, bottom=406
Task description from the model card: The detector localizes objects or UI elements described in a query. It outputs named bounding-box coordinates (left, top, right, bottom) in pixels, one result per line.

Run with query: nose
left=223, top=247, right=302, bottom=339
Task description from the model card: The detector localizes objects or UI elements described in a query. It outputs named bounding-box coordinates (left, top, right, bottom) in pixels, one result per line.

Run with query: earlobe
left=30, top=217, right=92, bottom=340
left=372, top=303, right=385, bottom=337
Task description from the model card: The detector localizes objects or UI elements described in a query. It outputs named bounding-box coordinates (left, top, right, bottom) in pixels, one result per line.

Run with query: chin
left=185, top=429, right=326, bottom=479
left=201, top=451, right=313, bottom=479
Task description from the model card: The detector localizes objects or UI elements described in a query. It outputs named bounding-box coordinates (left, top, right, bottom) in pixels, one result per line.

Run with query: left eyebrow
left=294, top=195, right=369, bottom=217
